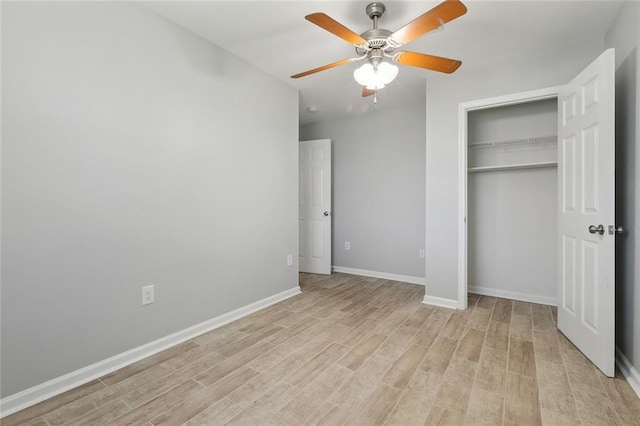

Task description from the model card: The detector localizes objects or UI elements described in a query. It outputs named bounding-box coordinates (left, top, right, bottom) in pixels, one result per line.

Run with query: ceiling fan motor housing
left=356, top=28, right=395, bottom=60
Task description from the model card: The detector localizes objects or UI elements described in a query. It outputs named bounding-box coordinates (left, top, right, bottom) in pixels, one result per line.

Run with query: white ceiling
left=144, top=1, right=624, bottom=125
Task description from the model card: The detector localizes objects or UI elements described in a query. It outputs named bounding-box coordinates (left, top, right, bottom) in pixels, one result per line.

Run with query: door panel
left=299, top=139, right=332, bottom=274
left=311, top=167, right=324, bottom=206
left=561, top=235, right=576, bottom=314
left=558, top=48, right=615, bottom=377
left=581, top=240, right=598, bottom=331
left=562, top=136, right=577, bottom=212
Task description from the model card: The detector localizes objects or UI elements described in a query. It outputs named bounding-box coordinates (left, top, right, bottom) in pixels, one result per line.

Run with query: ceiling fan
left=291, top=0, right=467, bottom=98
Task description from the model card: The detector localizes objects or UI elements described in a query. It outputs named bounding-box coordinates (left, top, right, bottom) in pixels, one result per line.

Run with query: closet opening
left=458, top=87, right=561, bottom=310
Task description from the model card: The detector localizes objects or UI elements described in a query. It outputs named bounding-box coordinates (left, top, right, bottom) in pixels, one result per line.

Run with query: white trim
left=458, top=86, right=562, bottom=311
left=331, top=266, right=425, bottom=286
left=460, top=86, right=563, bottom=111
left=616, top=347, right=640, bottom=399
left=458, top=100, right=468, bottom=310
left=0, top=286, right=301, bottom=418
left=468, top=286, right=557, bottom=307
left=422, top=295, right=458, bottom=310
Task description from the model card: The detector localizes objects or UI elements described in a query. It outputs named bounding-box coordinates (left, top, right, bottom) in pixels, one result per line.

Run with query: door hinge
left=608, top=225, right=624, bottom=235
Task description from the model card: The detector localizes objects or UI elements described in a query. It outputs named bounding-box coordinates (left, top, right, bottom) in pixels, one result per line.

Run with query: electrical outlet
left=142, top=285, right=154, bottom=306
left=345, top=241, right=351, bottom=251
left=287, top=254, right=293, bottom=266
left=419, top=249, right=425, bottom=258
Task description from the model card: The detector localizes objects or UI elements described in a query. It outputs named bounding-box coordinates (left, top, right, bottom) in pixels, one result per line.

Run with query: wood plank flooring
left=3, top=273, right=640, bottom=425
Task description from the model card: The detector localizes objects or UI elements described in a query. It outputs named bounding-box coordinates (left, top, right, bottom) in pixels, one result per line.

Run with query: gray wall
left=605, top=0, right=640, bottom=386
left=425, top=41, right=606, bottom=302
left=300, top=103, right=426, bottom=279
left=1, top=2, right=298, bottom=397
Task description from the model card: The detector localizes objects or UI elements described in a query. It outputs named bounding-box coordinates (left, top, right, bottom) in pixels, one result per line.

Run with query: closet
left=467, top=98, right=558, bottom=305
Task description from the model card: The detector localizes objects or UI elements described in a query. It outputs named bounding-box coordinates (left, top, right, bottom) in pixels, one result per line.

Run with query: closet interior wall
left=467, top=98, right=558, bottom=305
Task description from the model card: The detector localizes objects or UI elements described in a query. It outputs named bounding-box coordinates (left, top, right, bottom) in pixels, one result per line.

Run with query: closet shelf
left=468, top=161, right=558, bottom=173
left=469, top=135, right=557, bottom=149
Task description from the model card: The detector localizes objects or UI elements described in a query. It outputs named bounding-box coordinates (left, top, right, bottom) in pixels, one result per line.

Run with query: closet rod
left=468, top=161, right=558, bottom=173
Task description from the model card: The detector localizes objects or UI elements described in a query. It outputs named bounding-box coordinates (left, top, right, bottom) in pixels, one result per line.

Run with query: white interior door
left=558, top=48, right=615, bottom=377
left=299, top=139, right=332, bottom=274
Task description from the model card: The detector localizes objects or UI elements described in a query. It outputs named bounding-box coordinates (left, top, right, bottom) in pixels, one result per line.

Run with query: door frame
left=457, top=86, right=561, bottom=309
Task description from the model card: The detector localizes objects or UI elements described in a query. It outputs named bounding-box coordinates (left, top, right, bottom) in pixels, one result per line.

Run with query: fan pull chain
left=374, top=92, right=378, bottom=107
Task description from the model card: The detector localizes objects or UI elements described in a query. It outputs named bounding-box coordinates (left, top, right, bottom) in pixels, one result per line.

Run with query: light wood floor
left=4, top=273, right=640, bottom=426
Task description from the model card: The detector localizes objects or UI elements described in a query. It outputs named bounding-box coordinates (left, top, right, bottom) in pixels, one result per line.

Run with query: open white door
left=299, top=139, right=332, bottom=274
left=558, top=48, right=615, bottom=377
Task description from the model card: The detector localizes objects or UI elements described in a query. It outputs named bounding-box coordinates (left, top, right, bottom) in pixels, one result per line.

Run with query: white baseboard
left=468, top=285, right=557, bottom=306
left=0, top=286, right=301, bottom=418
left=332, top=266, right=425, bottom=286
left=422, top=295, right=458, bottom=310
left=616, top=346, right=640, bottom=399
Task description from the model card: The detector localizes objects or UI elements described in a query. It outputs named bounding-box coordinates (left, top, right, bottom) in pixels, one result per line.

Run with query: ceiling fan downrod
left=366, top=2, right=386, bottom=29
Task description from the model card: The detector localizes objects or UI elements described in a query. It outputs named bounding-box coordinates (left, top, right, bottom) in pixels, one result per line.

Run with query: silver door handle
left=324, top=211, right=330, bottom=217
left=589, top=224, right=605, bottom=235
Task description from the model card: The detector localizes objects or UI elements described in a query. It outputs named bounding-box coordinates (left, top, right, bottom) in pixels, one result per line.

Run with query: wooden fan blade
left=291, top=58, right=353, bottom=79
left=306, top=13, right=366, bottom=45
left=362, top=87, right=375, bottom=97
left=395, top=51, right=462, bottom=74
left=390, top=0, right=467, bottom=46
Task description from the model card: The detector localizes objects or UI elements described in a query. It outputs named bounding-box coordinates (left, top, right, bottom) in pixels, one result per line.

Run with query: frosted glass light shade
left=353, top=62, right=398, bottom=90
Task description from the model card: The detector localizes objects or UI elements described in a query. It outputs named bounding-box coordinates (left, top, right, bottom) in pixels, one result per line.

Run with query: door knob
left=324, top=211, right=330, bottom=217
left=588, top=224, right=605, bottom=235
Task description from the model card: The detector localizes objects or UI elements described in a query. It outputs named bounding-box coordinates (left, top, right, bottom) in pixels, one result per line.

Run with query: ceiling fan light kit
left=291, top=0, right=467, bottom=103
left=353, top=61, right=399, bottom=90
